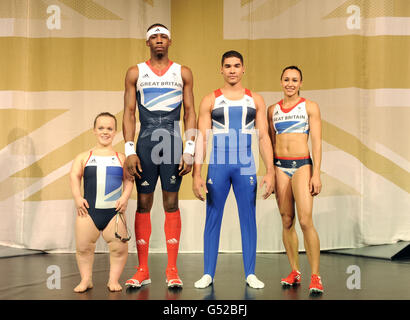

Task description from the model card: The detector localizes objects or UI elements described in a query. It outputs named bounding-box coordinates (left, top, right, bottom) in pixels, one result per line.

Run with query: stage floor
left=0, top=252, right=409, bottom=300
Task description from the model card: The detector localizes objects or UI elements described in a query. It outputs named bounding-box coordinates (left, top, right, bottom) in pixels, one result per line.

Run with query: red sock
left=164, top=210, right=181, bottom=269
left=134, top=212, right=151, bottom=268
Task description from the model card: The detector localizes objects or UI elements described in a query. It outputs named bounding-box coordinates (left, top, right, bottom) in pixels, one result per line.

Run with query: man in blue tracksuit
left=193, top=51, right=275, bottom=289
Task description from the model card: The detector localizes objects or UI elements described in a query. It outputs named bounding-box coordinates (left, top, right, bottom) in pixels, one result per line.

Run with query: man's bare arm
left=123, top=66, right=138, bottom=143
left=254, top=93, right=275, bottom=198
left=181, top=66, right=197, bottom=142
left=179, top=66, right=197, bottom=175
left=192, top=93, right=213, bottom=201
left=122, top=66, right=142, bottom=179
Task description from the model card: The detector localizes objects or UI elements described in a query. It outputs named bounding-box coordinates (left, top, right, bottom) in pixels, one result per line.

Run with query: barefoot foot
left=107, top=281, right=123, bottom=292
left=74, top=280, right=93, bottom=293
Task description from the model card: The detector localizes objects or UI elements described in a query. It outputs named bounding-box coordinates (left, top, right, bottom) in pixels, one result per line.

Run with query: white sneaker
left=246, top=274, right=265, bottom=289
left=194, top=274, right=213, bottom=289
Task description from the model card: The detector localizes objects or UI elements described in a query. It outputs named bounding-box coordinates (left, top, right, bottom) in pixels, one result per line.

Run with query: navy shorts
left=135, top=132, right=183, bottom=194
left=274, top=156, right=312, bottom=178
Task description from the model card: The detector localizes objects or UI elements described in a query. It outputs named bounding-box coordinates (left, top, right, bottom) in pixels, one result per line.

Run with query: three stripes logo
left=167, top=238, right=178, bottom=245
left=136, top=239, right=147, bottom=245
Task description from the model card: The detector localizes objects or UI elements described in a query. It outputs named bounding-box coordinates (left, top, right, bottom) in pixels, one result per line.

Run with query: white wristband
left=124, top=141, right=136, bottom=157
left=183, top=140, right=195, bottom=156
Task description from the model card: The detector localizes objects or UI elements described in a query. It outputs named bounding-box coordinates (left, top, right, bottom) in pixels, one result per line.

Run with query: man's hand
left=124, top=154, right=142, bottom=181
left=259, top=171, right=275, bottom=199
left=179, top=153, right=193, bottom=176
left=193, top=175, right=208, bottom=201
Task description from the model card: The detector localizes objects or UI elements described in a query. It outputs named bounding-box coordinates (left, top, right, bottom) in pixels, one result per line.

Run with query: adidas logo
left=155, top=28, right=160, bottom=32
left=141, top=181, right=150, bottom=186
left=292, top=161, right=297, bottom=168
left=143, top=73, right=149, bottom=78
left=274, top=110, right=279, bottom=116
left=90, top=159, right=97, bottom=164
left=170, top=175, right=176, bottom=184
left=207, top=178, right=213, bottom=184
left=167, top=238, right=178, bottom=244
left=276, top=160, right=281, bottom=165
left=136, top=239, right=147, bottom=245
left=219, top=100, right=227, bottom=105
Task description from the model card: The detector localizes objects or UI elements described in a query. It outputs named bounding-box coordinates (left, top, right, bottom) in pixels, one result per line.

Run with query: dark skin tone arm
left=123, top=66, right=142, bottom=181
left=178, top=65, right=197, bottom=175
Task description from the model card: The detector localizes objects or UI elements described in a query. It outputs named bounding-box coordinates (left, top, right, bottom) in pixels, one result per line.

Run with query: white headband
left=146, top=27, right=171, bottom=40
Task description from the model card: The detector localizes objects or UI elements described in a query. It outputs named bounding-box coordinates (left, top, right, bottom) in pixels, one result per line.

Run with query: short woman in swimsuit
left=70, top=112, right=133, bottom=292
left=267, top=66, right=323, bottom=294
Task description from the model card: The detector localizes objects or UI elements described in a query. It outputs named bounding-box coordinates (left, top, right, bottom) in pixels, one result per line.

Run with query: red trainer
left=281, top=270, right=301, bottom=286
left=309, top=274, right=324, bottom=294
left=166, top=267, right=183, bottom=288
left=125, top=266, right=151, bottom=288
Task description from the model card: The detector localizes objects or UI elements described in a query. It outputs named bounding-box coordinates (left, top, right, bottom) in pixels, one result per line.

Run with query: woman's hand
left=75, top=196, right=89, bottom=216
left=309, top=173, right=322, bottom=196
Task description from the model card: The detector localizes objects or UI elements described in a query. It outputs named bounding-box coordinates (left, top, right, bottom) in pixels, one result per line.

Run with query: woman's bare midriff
left=274, top=133, right=310, bottom=158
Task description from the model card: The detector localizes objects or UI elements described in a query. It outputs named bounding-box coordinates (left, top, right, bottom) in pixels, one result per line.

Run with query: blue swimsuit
left=83, top=152, right=123, bottom=230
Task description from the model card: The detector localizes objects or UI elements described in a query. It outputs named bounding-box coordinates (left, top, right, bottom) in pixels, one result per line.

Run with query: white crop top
left=272, top=98, right=309, bottom=134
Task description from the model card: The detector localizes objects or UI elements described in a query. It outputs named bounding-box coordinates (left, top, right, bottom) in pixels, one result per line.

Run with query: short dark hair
left=221, top=50, right=244, bottom=66
left=147, top=23, right=168, bottom=32
left=281, top=65, right=303, bottom=81
left=94, top=112, right=117, bottom=130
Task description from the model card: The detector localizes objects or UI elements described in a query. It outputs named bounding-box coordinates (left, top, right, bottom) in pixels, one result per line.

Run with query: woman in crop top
left=267, top=66, right=323, bottom=294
